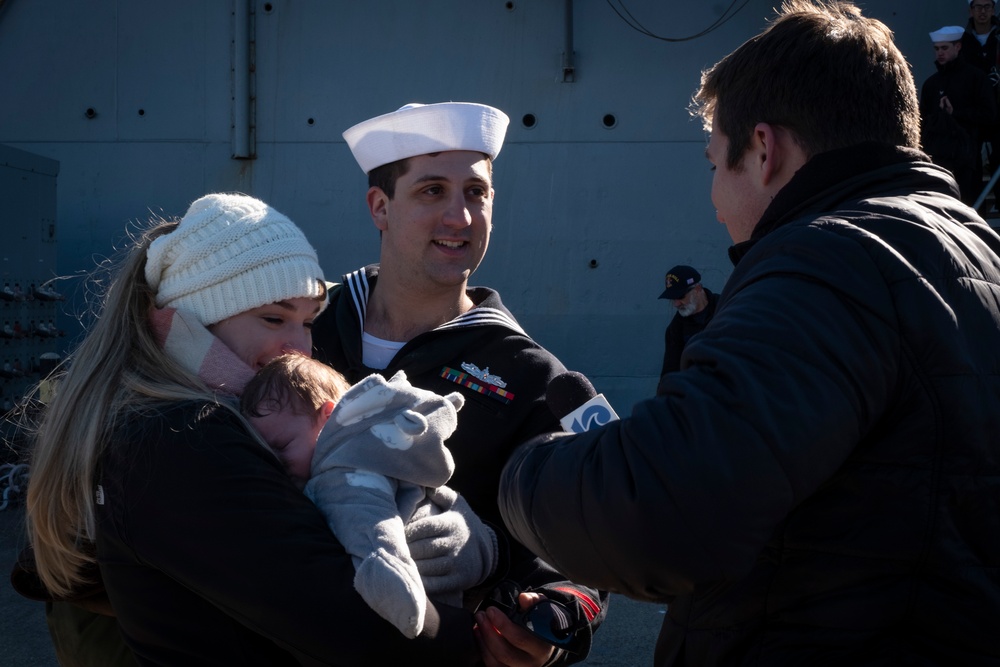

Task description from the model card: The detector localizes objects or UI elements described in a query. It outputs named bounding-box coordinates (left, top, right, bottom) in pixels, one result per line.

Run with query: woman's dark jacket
left=96, top=400, right=480, bottom=666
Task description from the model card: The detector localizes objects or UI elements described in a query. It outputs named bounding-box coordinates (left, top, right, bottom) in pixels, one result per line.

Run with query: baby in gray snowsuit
left=241, top=355, right=498, bottom=638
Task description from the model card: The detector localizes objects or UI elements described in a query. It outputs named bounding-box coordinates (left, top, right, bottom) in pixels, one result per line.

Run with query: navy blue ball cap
left=659, top=265, right=700, bottom=299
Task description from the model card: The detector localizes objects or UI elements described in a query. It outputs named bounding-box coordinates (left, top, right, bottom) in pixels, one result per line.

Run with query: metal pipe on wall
left=232, top=0, right=253, bottom=158
left=562, top=0, right=575, bottom=82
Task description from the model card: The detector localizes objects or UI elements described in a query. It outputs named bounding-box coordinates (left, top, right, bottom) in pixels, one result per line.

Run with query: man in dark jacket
left=920, top=25, right=996, bottom=204
left=657, top=264, right=719, bottom=377
left=499, top=2, right=1000, bottom=665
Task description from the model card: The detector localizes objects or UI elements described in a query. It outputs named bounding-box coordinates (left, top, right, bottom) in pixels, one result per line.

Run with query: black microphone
left=546, top=371, right=620, bottom=433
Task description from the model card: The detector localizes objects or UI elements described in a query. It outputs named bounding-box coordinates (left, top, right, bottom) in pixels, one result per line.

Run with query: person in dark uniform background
left=920, top=25, right=997, bottom=204
left=961, top=0, right=1000, bottom=206
left=658, top=264, right=719, bottom=378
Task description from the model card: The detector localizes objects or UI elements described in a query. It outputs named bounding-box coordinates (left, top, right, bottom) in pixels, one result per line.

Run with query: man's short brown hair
left=691, top=0, right=920, bottom=170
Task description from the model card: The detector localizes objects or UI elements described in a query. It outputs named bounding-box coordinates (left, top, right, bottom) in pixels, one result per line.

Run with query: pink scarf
left=148, top=307, right=256, bottom=397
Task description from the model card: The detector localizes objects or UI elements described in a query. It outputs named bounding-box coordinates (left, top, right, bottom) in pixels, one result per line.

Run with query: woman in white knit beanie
left=21, top=193, right=482, bottom=665
left=142, top=192, right=328, bottom=377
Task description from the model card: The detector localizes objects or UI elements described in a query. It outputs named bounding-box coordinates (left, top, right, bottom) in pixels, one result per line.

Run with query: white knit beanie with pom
left=145, top=193, right=326, bottom=326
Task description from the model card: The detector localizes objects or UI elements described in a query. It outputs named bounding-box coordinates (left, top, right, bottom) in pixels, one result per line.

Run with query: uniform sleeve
left=487, top=341, right=609, bottom=665
left=499, top=227, right=899, bottom=601
left=99, top=406, right=478, bottom=665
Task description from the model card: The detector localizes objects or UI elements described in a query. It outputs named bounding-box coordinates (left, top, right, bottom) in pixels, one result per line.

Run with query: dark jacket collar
left=728, top=142, right=946, bottom=265
left=343, top=264, right=526, bottom=335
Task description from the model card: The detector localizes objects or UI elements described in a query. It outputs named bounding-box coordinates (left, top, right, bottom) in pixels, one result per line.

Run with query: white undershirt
left=361, top=331, right=406, bottom=370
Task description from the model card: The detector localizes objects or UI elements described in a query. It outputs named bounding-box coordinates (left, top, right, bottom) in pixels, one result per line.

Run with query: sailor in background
left=920, top=24, right=996, bottom=204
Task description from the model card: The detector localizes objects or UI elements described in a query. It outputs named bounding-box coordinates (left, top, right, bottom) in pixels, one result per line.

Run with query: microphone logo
left=560, top=395, right=620, bottom=433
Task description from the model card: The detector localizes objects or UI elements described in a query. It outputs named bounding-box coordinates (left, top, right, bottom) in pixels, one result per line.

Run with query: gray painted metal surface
left=0, top=0, right=962, bottom=410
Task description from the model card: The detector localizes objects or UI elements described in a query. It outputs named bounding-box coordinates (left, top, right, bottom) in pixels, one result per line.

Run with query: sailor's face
left=971, top=2, right=995, bottom=31
left=934, top=41, right=961, bottom=65
left=374, top=151, right=494, bottom=293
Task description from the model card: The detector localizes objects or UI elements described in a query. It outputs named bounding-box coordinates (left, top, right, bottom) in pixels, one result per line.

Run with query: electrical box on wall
left=1, top=144, right=61, bottom=465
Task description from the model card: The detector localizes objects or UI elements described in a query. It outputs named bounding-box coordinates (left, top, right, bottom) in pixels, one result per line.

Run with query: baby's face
left=250, top=407, right=328, bottom=489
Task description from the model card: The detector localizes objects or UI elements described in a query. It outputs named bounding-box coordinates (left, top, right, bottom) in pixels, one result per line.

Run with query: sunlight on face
left=705, top=118, right=769, bottom=244
left=376, top=151, right=494, bottom=293
left=209, top=297, right=323, bottom=370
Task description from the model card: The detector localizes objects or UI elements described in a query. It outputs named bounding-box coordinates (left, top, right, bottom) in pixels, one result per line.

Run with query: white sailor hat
left=929, top=26, right=965, bottom=42
left=342, top=102, right=510, bottom=174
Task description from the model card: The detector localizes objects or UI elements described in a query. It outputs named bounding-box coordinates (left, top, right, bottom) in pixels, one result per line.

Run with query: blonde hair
left=26, top=220, right=225, bottom=598
left=241, top=354, right=350, bottom=419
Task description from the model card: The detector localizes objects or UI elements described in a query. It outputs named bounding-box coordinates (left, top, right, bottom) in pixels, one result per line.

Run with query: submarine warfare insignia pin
left=440, top=363, right=515, bottom=404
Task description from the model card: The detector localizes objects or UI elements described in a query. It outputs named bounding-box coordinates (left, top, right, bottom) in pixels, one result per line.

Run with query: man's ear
left=752, top=122, right=807, bottom=190
left=367, top=186, right=390, bottom=232
left=319, top=400, right=336, bottom=423
left=751, top=122, right=778, bottom=186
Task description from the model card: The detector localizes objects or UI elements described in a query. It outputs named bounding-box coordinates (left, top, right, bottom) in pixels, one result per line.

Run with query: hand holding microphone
left=546, top=371, right=620, bottom=433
